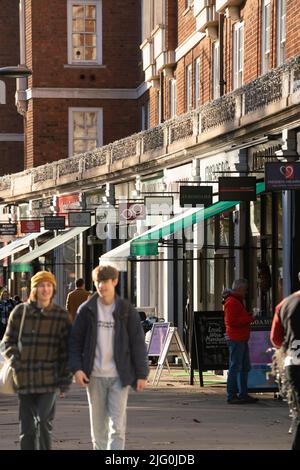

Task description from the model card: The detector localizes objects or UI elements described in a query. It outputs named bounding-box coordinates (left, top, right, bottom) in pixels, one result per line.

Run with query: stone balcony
left=1, top=55, right=300, bottom=203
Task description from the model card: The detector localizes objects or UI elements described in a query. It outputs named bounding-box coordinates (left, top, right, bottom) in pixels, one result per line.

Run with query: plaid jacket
left=2, top=301, right=72, bottom=394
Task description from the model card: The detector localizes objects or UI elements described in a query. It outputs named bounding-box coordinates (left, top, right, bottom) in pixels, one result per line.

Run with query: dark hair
left=76, top=278, right=85, bottom=288
left=92, top=265, right=119, bottom=283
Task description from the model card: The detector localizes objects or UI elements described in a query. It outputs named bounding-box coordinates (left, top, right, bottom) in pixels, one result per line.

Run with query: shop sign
left=119, top=202, right=145, bottom=222
left=219, top=177, right=257, bottom=201
left=179, top=186, right=212, bottom=208
left=96, top=206, right=118, bottom=224
left=44, top=216, right=65, bottom=230
left=265, top=162, right=300, bottom=190
left=68, top=212, right=91, bottom=227
left=20, top=220, right=41, bottom=233
left=57, top=194, right=81, bottom=214
left=144, top=196, right=173, bottom=215
left=130, top=239, right=158, bottom=256
left=0, top=223, right=17, bottom=236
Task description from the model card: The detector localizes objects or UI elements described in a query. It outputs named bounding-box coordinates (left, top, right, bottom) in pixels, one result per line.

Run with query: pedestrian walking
left=66, top=278, right=90, bottom=322
left=223, top=279, right=258, bottom=404
left=69, top=264, right=149, bottom=450
left=2, top=271, right=72, bottom=450
left=270, top=272, right=300, bottom=450
left=0, top=290, right=15, bottom=339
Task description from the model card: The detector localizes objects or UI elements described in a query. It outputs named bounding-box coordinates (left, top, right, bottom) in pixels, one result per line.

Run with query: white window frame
left=262, top=0, right=271, bottom=74
left=67, top=0, right=102, bottom=65
left=186, top=64, right=193, bottom=111
left=233, top=21, right=244, bottom=89
left=194, top=57, right=200, bottom=107
left=68, top=107, right=103, bottom=157
left=170, top=78, right=177, bottom=118
left=141, top=101, right=150, bottom=130
left=277, top=0, right=286, bottom=66
left=212, top=41, right=220, bottom=99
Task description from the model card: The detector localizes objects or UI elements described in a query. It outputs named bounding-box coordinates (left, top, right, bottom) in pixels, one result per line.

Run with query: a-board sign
left=193, top=311, right=229, bottom=371
left=147, top=322, right=170, bottom=356
left=248, top=318, right=277, bottom=392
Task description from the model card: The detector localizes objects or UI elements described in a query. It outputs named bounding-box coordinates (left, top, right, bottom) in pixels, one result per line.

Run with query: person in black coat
left=69, top=264, right=149, bottom=450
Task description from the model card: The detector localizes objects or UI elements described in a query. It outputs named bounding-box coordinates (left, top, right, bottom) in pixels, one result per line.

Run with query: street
left=0, top=369, right=292, bottom=451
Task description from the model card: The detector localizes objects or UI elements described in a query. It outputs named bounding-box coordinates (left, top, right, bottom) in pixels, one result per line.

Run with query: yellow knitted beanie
left=31, top=271, right=57, bottom=290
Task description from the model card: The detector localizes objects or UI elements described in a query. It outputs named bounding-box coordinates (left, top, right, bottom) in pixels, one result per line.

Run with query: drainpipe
left=218, top=13, right=225, bottom=97
left=160, top=71, right=164, bottom=123
left=16, top=0, right=28, bottom=116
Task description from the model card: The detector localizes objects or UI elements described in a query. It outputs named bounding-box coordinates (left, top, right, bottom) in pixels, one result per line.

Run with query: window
left=233, top=22, right=244, bottom=89
left=170, top=79, right=177, bottom=118
left=262, top=0, right=271, bottom=74
left=212, top=41, right=220, bottom=99
left=69, top=108, right=103, bottom=156
left=141, top=0, right=164, bottom=42
left=185, top=0, right=193, bottom=10
left=68, top=0, right=102, bottom=64
left=141, top=101, right=150, bottom=130
left=194, top=57, right=201, bottom=107
left=277, top=0, right=286, bottom=65
left=186, top=64, right=193, bottom=111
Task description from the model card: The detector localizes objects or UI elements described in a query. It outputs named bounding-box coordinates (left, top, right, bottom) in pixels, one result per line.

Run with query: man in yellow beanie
left=2, top=270, right=72, bottom=450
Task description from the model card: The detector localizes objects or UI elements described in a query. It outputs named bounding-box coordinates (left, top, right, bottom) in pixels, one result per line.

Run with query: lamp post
left=0, top=65, right=32, bottom=104
left=0, top=64, right=32, bottom=78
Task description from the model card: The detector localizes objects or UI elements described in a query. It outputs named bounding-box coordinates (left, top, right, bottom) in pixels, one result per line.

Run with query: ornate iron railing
left=1, top=54, right=300, bottom=197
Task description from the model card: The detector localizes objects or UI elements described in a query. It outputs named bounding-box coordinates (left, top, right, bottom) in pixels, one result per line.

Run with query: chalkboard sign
left=147, top=322, right=170, bottom=356
left=193, top=311, right=229, bottom=371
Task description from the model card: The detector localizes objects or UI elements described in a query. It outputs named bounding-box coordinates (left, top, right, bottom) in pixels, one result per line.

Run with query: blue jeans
left=86, top=376, right=129, bottom=450
left=227, top=340, right=251, bottom=401
left=18, top=392, right=56, bottom=450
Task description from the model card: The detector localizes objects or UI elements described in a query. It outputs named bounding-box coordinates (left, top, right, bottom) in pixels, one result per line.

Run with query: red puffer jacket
left=224, top=294, right=254, bottom=341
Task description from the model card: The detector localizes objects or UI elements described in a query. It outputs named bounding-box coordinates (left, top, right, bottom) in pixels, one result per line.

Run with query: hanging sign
left=68, top=212, right=91, bottom=227
left=219, top=177, right=257, bottom=201
left=44, top=216, right=65, bottom=230
left=0, top=223, right=17, bottom=235
left=20, top=220, right=41, bottom=233
left=265, top=162, right=300, bottom=190
left=180, top=186, right=213, bottom=207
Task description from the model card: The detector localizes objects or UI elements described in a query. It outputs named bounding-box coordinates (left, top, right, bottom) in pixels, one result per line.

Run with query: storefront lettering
left=205, top=161, right=230, bottom=181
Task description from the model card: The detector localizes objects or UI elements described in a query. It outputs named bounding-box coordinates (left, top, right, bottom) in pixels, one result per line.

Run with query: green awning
left=130, top=181, right=265, bottom=256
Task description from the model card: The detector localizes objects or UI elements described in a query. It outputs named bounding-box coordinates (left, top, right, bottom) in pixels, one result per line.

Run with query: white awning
left=0, top=230, right=48, bottom=261
left=99, top=241, right=131, bottom=272
left=12, top=226, right=91, bottom=266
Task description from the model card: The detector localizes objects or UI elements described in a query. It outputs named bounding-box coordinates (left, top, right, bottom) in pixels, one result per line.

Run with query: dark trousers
left=18, top=392, right=57, bottom=450
left=286, top=366, right=300, bottom=450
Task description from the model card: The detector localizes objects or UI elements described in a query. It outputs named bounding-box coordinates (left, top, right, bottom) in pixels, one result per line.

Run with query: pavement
left=0, top=367, right=293, bottom=450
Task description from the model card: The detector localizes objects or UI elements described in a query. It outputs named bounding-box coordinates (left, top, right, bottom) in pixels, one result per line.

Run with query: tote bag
left=0, top=304, right=27, bottom=395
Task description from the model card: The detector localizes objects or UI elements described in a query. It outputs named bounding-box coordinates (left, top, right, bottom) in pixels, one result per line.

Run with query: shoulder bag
left=0, top=304, right=27, bottom=395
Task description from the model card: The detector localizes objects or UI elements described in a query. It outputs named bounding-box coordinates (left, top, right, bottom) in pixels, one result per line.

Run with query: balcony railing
left=1, top=55, right=300, bottom=199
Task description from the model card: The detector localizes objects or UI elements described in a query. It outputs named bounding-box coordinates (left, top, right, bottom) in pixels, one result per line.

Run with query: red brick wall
left=24, top=0, right=143, bottom=168
left=25, top=98, right=140, bottom=167
left=178, top=0, right=196, bottom=46
left=26, top=0, right=141, bottom=89
left=285, top=0, right=300, bottom=61
left=0, top=0, right=24, bottom=175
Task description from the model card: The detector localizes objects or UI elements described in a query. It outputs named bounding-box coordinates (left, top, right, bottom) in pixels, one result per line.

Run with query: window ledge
left=64, top=64, right=106, bottom=69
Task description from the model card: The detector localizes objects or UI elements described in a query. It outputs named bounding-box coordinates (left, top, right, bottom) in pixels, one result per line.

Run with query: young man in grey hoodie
left=69, top=265, right=148, bottom=450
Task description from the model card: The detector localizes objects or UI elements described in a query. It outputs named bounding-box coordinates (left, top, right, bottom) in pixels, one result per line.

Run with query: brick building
left=0, top=0, right=24, bottom=176
left=1, top=1, right=300, bottom=357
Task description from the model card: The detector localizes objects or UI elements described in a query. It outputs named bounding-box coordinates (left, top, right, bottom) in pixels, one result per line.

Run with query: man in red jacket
left=224, top=279, right=258, bottom=404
